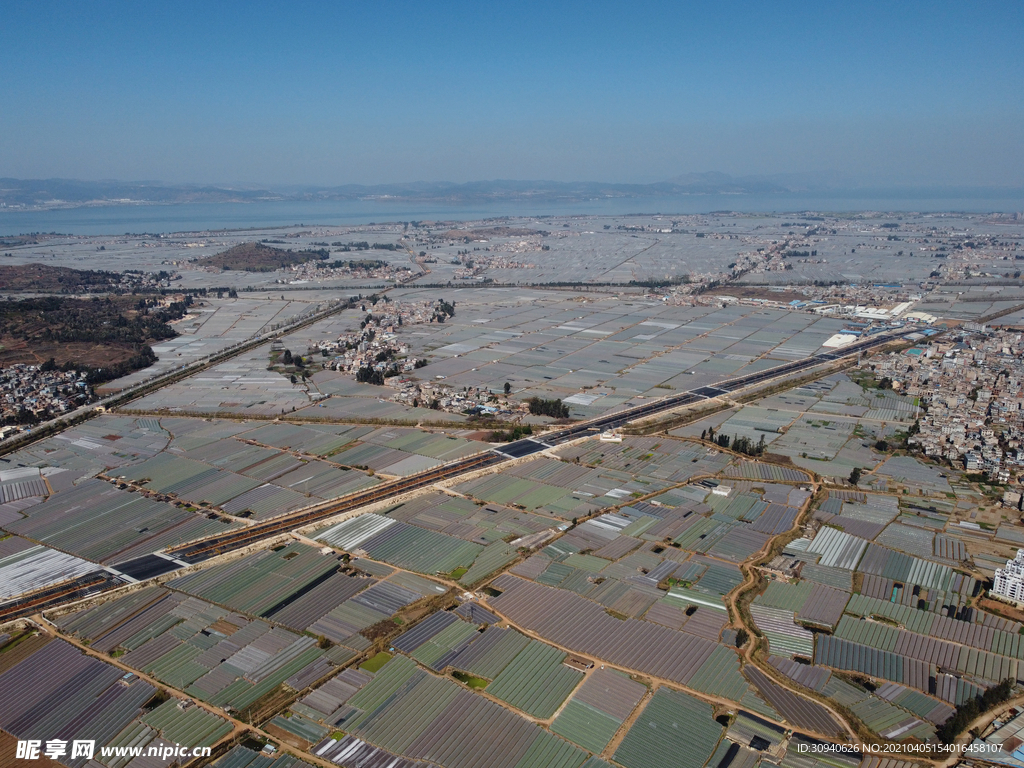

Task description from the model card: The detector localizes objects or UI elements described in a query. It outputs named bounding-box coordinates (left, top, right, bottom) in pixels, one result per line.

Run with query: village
left=0, top=363, right=91, bottom=430
left=308, top=297, right=523, bottom=419
left=277, top=257, right=416, bottom=285
left=867, top=324, right=1024, bottom=485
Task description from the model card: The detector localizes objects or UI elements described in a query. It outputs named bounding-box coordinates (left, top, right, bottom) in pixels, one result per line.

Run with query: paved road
left=0, top=327, right=910, bottom=620
left=494, top=329, right=903, bottom=458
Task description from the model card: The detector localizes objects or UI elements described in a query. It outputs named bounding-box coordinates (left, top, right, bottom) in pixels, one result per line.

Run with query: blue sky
left=1, top=0, right=1021, bottom=186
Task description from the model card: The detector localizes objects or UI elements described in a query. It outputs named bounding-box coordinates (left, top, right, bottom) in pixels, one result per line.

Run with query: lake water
left=2, top=193, right=1022, bottom=236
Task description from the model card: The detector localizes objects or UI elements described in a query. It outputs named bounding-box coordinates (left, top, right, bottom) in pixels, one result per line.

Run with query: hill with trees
left=0, top=295, right=191, bottom=383
left=194, top=241, right=329, bottom=272
left=0, top=263, right=128, bottom=292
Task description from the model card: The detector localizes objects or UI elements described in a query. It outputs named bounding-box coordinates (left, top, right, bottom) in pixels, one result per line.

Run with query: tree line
left=701, top=427, right=766, bottom=457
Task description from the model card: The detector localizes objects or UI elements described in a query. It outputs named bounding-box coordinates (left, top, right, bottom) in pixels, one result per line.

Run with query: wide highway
left=0, top=327, right=909, bottom=621
left=494, top=328, right=905, bottom=456
left=165, top=327, right=907, bottom=561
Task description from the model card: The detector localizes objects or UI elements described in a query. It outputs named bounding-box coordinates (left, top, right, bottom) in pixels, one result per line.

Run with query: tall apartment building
left=993, top=549, right=1024, bottom=603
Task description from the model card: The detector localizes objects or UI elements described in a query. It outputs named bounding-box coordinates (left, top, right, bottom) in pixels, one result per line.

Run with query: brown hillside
left=0, top=263, right=123, bottom=292
left=194, top=241, right=328, bottom=272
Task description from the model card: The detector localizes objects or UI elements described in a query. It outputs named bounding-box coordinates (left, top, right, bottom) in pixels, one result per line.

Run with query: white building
left=993, top=549, right=1024, bottom=603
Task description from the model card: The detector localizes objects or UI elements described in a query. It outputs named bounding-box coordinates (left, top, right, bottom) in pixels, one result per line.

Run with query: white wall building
left=993, top=549, right=1024, bottom=603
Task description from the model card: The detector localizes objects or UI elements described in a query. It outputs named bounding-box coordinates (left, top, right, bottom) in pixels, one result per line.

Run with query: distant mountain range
left=0, top=174, right=1018, bottom=210
left=0, top=178, right=282, bottom=208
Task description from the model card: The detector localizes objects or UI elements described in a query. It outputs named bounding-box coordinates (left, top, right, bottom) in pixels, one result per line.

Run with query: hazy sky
left=1, top=0, right=1022, bottom=187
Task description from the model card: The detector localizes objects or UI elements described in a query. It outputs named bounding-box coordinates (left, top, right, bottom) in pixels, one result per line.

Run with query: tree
left=701, top=429, right=707, bottom=440
left=504, top=381, right=511, bottom=395
left=527, top=397, right=569, bottom=419
left=356, top=366, right=384, bottom=385
left=735, top=628, right=749, bottom=648
left=282, top=349, right=293, bottom=365
left=849, top=467, right=863, bottom=485
left=726, top=434, right=766, bottom=457
left=938, top=678, right=1014, bottom=743
left=488, top=424, right=532, bottom=442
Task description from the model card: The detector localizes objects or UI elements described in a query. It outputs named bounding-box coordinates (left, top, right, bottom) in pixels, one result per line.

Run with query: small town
left=389, top=379, right=520, bottom=419
left=278, top=257, right=416, bottom=284
left=452, top=252, right=537, bottom=280
left=314, top=297, right=448, bottom=376
left=309, top=297, right=524, bottom=418
left=0, top=363, right=91, bottom=428
left=867, top=324, right=1024, bottom=483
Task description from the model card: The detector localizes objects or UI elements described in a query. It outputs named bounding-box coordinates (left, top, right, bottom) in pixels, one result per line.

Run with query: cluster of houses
left=453, top=252, right=536, bottom=281
left=390, top=380, right=520, bottom=418
left=313, top=299, right=438, bottom=376
left=279, top=258, right=415, bottom=284
left=1, top=364, right=91, bottom=430
left=870, top=326, right=1024, bottom=483
left=308, top=297, right=525, bottom=419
